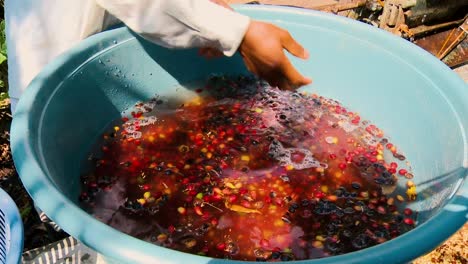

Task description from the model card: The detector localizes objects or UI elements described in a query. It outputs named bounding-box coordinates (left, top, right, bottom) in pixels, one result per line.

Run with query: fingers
left=276, top=27, right=312, bottom=88
left=279, top=28, right=309, bottom=60
left=239, top=21, right=311, bottom=90
left=278, top=54, right=312, bottom=88
left=242, top=52, right=311, bottom=90
left=267, top=74, right=293, bottom=91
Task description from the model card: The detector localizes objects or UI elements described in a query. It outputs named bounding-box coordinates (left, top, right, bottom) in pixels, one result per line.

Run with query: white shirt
left=5, top=0, right=250, bottom=112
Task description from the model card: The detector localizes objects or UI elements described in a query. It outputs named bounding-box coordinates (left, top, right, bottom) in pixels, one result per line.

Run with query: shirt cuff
left=173, top=1, right=251, bottom=57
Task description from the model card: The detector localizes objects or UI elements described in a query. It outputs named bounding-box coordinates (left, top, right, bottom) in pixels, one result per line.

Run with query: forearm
left=96, top=0, right=251, bottom=56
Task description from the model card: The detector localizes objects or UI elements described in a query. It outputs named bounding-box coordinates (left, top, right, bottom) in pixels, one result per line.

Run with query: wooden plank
left=226, top=0, right=367, bottom=12
left=226, top=0, right=339, bottom=8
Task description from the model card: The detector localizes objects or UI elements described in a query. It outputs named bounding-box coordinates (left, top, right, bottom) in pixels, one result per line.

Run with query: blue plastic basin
left=11, top=5, right=468, bottom=264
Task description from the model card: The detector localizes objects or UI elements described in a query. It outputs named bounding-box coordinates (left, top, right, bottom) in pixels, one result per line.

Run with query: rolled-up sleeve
left=96, top=0, right=251, bottom=56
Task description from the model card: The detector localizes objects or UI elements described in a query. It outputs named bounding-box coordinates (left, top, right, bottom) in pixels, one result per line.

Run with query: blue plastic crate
left=0, top=188, right=24, bottom=264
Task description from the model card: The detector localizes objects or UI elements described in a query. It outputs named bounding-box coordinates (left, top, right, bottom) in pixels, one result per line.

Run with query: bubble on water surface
left=268, top=139, right=324, bottom=170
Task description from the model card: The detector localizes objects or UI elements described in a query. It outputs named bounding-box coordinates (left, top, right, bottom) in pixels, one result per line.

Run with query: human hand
left=239, top=21, right=312, bottom=90
left=200, top=0, right=311, bottom=90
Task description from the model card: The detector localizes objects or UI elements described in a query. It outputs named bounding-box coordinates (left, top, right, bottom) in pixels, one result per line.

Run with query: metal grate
left=0, top=208, right=8, bottom=264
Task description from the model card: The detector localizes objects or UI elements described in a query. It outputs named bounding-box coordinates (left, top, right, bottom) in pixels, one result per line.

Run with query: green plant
left=0, top=17, right=7, bottom=94
left=0, top=20, right=6, bottom=66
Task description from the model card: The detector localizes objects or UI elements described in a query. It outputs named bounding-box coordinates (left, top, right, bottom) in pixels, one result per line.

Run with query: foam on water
left=268, top=139, right=324, bottom=169
left=123, top=116, right=158, bottom=139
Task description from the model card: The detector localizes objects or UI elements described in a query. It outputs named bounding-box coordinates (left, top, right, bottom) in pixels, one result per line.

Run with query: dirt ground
left=0, top=0, right=466, bottom=262
left=0, top=99, right=69, bottom=251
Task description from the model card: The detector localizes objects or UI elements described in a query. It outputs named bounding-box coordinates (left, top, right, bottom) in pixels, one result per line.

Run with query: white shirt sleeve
left=96, top=0, right=251, bottom=56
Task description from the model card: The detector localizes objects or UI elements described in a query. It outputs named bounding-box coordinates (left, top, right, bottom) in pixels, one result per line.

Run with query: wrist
left=239, top=20, right=258, bottom=56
